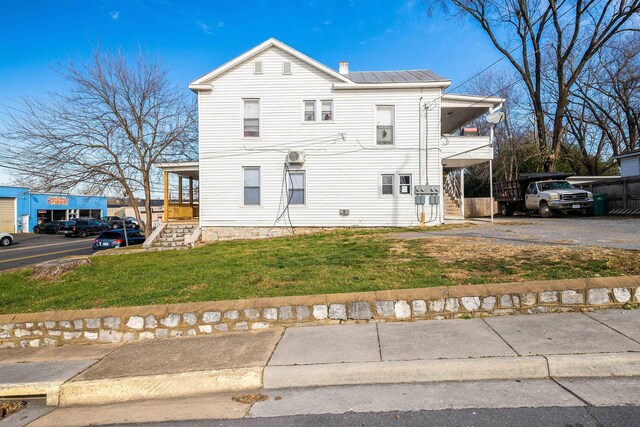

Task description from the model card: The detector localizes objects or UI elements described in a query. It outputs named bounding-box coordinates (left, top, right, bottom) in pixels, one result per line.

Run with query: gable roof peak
left=189, top=38, right=354, bottom=89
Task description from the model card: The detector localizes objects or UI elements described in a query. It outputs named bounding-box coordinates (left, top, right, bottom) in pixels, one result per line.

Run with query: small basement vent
left=283, top=61, right=292, bottom=75
left=254, top=61, right=263, bottom=74
left=287, top=151, right=305, bottom=164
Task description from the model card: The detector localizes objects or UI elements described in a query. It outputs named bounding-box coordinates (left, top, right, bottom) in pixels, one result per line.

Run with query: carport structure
left=155, top=161, right=199, bottom=222
left=439, top=94, right=504, bottom=221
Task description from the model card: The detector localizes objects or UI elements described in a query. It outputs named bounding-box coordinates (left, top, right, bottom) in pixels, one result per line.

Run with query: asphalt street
left=0, top=233, right=94, bottom=271
left=96, top=406, right=640, bottom=427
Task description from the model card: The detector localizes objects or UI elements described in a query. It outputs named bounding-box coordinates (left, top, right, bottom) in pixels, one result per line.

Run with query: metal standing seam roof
left=346, top=69, right=449, bottom=84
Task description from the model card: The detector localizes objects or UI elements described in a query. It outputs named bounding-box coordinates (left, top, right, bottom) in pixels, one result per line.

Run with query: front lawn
left=1, top=228, right=638, bottom=314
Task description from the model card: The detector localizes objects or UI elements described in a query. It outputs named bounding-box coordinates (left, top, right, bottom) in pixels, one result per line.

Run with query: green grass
left=1, top=228, right=637, bottom=314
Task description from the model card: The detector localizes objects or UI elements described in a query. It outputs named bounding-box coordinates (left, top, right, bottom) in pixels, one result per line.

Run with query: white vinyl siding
left=376, top=105, right=394, bottom=145
left=288, top=171, right=305, bottom=205
left=197, top=46, right=444, bottom=227
left=243, top=99, right=260, bottom=137
left=243, top=167, right=260, bottom=205
left=620, top=156, right=640, bottom=177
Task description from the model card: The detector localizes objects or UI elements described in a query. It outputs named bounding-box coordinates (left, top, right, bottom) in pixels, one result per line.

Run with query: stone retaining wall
left=1, top=276, right=639, bottom=350
left=201, top=226, right=338, bottom=241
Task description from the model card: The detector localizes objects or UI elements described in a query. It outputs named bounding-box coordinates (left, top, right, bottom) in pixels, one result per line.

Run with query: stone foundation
left=1, top=276, right=638, bottom=350
left=201, top=226, right=339, bottom=242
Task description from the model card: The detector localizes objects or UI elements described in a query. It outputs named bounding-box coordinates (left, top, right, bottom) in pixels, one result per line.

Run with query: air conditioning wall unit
left=287, top=151, right=305, bottom=164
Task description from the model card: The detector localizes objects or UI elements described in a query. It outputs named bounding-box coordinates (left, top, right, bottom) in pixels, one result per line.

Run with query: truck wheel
left=499, top=203, right=513, bottom=217
left=539, top=201, right=552, bottom=218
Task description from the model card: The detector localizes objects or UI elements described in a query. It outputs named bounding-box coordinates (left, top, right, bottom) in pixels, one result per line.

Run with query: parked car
left=493, top=173, right=593, bottom=218
left=0, top=232, right=13, bottom=247
left=101, top=216, right=137, bottom=229
left=33, top=220, right=67, bottom=234
left=57, top=219, right=109, bottom=238
left=93, top=228, right=146, bottom=250
left=126, top=216, right=145, bottom=227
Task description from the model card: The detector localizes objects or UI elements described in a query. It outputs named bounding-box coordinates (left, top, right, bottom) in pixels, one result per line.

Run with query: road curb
left=263, top=352, right=640, bottom=390
left=58, top=367, right=263, bottom=406
left=548, top=352, right=640, bottom=378
left=263, top=357, right=549, bottom=389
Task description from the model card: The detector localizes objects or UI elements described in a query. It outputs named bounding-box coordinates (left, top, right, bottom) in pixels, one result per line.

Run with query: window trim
left=287, top=170, right=306, bottom=206
left=375, top=105, right=395, bottom=146
left=242, top=98, right=261, bottom=139
left=242, top=166, right=261, bottom=206
left=303, top=100, right=316, bottom=123
left=399, top=174, right=412, bottom=195
left=381, top=174, right=395, bottom=196
left=321, top=100, right=334, bottom=122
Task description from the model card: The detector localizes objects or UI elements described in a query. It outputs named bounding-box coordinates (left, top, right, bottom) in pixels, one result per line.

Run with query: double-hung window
left=243, top=167, right=260, bottom=205
left=321, top=100, right=333, bottom=121
left=376, top=105, right=395, bottom=145
left=243, top=99, right=260, bottom=137
left=304, top=101, right=316, bottom=122
left=381, top=174, right=394, bottom=195
left=399, top=175, right=412, bottom=195
left=288, top=171, right=305, bottom=205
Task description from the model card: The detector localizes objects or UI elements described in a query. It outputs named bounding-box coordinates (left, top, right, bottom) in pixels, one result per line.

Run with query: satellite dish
left=486, top=111, right=505, bottom=125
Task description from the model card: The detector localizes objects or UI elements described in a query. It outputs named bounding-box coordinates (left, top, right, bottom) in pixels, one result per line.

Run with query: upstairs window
left=304, top=101, right=316, bottom=122
left=243, top=99, right=260, bottom=137
left=288, top=171, right=305, bottom=204
left=376, top=105, right=395, bottom=145
left=321, top=100, right=333, bottom=121
left=282, top=61, right=292, bottom=75
left=254, top=61, right=263, bottom=74
left=381, top=174, right=394, bottom=195
left=243, top=167, right=261, bottom=205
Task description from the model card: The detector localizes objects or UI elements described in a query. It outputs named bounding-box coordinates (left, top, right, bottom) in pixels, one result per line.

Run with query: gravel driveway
left=396, top=217, right=640, bottom=251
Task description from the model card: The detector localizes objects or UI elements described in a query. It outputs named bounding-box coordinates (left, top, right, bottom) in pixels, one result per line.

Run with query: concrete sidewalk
left=1, top=309, right=640, bottom=411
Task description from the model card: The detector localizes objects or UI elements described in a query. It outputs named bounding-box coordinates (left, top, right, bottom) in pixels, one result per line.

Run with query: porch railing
left=167, top=203, right=199, bottom=220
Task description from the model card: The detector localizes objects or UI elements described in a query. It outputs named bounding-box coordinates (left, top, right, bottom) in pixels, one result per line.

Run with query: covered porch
left=440, top=94, right=503, bottom=221
left=155, top=161, right=200, bottom=222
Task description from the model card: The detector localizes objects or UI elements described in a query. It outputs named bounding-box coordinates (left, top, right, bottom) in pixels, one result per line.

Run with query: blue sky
left=0, top=0, right=505, bottom=185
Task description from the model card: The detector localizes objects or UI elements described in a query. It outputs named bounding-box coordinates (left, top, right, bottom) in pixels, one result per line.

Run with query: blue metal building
left=0, top=186, right=107, bottom=233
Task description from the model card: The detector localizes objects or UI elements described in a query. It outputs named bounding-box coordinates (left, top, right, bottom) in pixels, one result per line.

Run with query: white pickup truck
left=494, top=173, right=593, bottom=218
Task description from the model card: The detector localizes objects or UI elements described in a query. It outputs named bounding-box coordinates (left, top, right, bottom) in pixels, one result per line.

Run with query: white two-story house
left=157, top=38, right=503, bottom=241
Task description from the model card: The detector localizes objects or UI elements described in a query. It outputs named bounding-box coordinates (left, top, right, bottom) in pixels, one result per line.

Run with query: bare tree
left=433, top=0, right=640, bottom=171
left=566, top=33, right=639, bottom=165
left=0, top=47, right=197, bottom=235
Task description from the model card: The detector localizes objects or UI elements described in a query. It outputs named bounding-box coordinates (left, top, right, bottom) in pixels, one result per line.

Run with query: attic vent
left=283, top=61, right=292, bottom=75
left=254, top=61, right=263, bottom=74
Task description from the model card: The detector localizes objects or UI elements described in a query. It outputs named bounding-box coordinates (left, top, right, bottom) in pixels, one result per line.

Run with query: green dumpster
left=592, top=193, right=607, bottom=216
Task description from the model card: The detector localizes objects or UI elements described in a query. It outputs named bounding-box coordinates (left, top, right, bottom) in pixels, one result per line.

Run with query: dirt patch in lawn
left=403, top=236, right=640, bottom=283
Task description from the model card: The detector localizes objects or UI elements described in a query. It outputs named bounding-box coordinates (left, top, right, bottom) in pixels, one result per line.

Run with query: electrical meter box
left=414, top=195, right=426, bottom=205
left=414, top=185, right=440, bottom=195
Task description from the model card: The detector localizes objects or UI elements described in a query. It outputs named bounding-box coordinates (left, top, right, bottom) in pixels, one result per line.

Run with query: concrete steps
left=148, top=223, right=199, bottom=251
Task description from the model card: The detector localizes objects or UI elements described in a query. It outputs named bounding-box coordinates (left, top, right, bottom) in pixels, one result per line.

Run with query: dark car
left=101, top=216, right=137, bottom=229
left=33, top=220, right=67, bottom=234
left=93, top=229, right=146, bottom=250
left=57, top=219, right=109, bottom=238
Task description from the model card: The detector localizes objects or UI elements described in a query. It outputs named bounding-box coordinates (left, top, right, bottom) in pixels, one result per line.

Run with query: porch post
left=460, top=168, right=465, bottom=219
left=489, top=159, right=494, bottom=223
left=189, top=177, right=194, bottom=219
left=178, top=177, right=183, bottom=205
left=163, top=171, right=169, bottom=222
